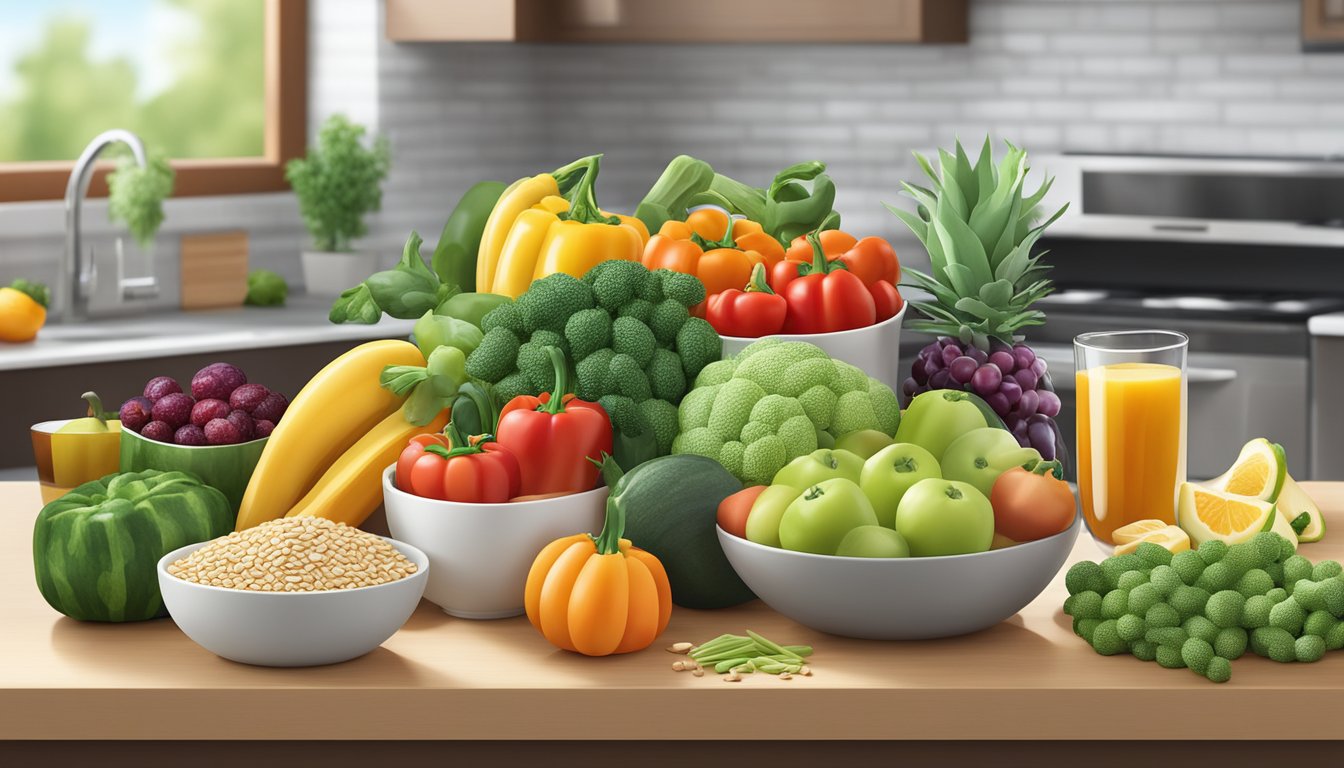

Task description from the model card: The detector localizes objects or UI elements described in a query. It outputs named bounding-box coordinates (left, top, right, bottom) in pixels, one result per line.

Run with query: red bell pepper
left=704, top=263, right=787, bottom=338
left=869, top=279, right=904, bottom=322
left=496, top=346, right=613, bottom=496
left=782, top=230, right=901, bottom=321
left=395, top=425, right=521, bottom=503
left=770, top=231, right=877, bottom=334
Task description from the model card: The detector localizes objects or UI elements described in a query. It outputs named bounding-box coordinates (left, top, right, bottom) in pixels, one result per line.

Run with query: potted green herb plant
left=286, top=115, right=391, bottom=295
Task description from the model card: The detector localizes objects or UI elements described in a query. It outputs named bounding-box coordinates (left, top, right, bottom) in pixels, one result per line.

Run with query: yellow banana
left=235, top=339, right=425, bottom=531
left=287, top=408, right=449, bottom=527
left=476, top=174, right=557, bottom=292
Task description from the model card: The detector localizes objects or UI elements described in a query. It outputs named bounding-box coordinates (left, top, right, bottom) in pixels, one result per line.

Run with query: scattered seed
left=724, top=674, right=741, bottom=683
left=691, top=668, right=704, bottom=677
left=666, top=642, right=693, bottom=654
left=672, top=661, right=687, bottom=671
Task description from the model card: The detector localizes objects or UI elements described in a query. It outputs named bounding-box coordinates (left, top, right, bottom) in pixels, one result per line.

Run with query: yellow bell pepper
left=0, top=280, right=48, bottom=343
left=478, top=155, right=648, bottom=297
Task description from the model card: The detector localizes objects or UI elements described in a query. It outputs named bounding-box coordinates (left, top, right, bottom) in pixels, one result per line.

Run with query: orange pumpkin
left=641, top=206, right=786, bottom=298
left=524, top=454, right=672, bottom=656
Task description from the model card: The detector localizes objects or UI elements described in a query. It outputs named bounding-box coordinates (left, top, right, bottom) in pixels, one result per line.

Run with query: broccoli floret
left=741, top=435, right=788, bottom=486
left=1155, top=644, right=1187, bottom=669
left=1327, top=621, right=1344, bottom=651
left=1117, top=613, right=1146, bottom=643
left=1171, top=550, right=1205, bottom=585
left=1205, top=656, right=1232, bottom=683
left=1146, top=626, right=1188, bottom=648
left=564, top=308, right=612, bottom=361
left=660, top=269, right=706, bottom=308
left=1321, top=577, right=1344, bottom=616
left=1252, top=531, right=1283, bottom=567
left=1183, top=615, right=1219, bottom=644
left=779, top=357, right=837, bottom=397
left=575, top=348, right=616, bottom=401
left=1065, top=562, right=1108, bottom=596
left=513, top=330, right=566, bottom=392
left=493, top=371, right=532, bottom=403
left=517, top=272, right=594, bottom=334
left=677, top=384, right=718, bottom=431
left=1294, top=579, right=1324, bottom=611
left=868, top=379, right=901, bottom=436
left=617, top=298, right=654, bottom=324
left=1101, top=589, right=1129, bottom=620
left=1195, top=562, right=1236, bottom=592
left=611, top=316, right=657, bottom=368
left=675, top=317, right=721, bottom=379
left=1236, top=568, right=1274, bottom=599
left=1313, top=560, right=1343, bottom=581
left=1127, top=583, right=1162, bottom=616
left=1100, top=556, right=1143, bottom=590
left=695, top=359, right=736, bottom=388
left=1092, top=619, right=1126, bottom=656
left=591, top=260, right=645, bottom=311
left=1131, top=639, right=1158, bottom=661
left=1181, top=637, right=1215, bottom=674
left=832, top=390, right=881, bottom=437
left=829, top=361, right=870, bottom=396
left=646, top=348, right=687, bottom=403
left=1269, top=596, right=1306, bottom=634
left=1205, top=590, right=1246, bottom=629
left=1214, top=626, right=1248, bottom=660
left=736, top=346, right=813, bottom=391
left=1241, top=594, right=1273, bottom=628
left=1136, top=541, right=1174, bottom=568
left=706, top=378, right=765, bottom=442
left=718, top=440, right=747, bottom=479
left=1304, top=609, right=1337, bottom=638
left=1068, top=591, right=1103, bottom=620
left=1075, top=618, right=1101, bottom=644
left=1146, top=602, right=1180, bottom=629
left=672, top=426, right=723, bottom=458
left=1148, top=564, right=1182, bottom=596
left=640, top=398, right=679, bottom=455
left=1198, top=540, right=1228, bottom=564
left=649, top=299, right=689, bottom=346
left=1118, top=570, right=1150, bottom=591
left=466, top=327, right=522, bottom=382
left=1283, top=555, right=1313, bottom=589
left=1278, top=535, right=1298, bottom=562
left=597, top=394, right=649, bottom=443
left=796, top=385, right=838, bottom=430
left=1265, top=561, right=1285, bottom=586
left=1267, top=587, right=1289, bottom=603
left=608, top=353, right=652, bottom=401
left=1220, top=543, right=1259, bottom=578
left=480, top=301, right=525, bottom=336
left=1169, top=585, right=1209, bottom=619
left=1296, top=634, right=1326, bottom=663
left=636, top=270, right=664, bottom=303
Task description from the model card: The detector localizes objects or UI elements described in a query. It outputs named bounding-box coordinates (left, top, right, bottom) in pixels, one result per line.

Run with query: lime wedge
left=1206, top=438, right=1287, bottom=503
left=1277, top=475, right=1324, bottom=543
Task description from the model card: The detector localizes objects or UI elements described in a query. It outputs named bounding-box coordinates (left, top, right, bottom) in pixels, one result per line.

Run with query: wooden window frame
left=1303, top=0, right=1344, bottom=49
left=0, top=0, right=307, bottom=203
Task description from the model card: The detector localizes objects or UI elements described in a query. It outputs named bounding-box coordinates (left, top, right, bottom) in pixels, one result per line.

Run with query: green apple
left=940, top=427, right=1041, bottom=499
left=57, top=392, right=113, bottom=434
left=858, top=443, right=942, bottom=528
left=778, top=478, right=878, bottom=555
left=836, top=525, right=910, bottom=558
left=772, top=448, right=864, bottom=489
left=894, top=478, right=995, bottom=557
left=893, top=389, right=989, bottom=462
left=833, top=429, right=895, bottom=460
left=744, top=484, right=802, bottom=548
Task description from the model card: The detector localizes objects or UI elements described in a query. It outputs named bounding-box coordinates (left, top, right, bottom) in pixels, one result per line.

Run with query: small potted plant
left=286, top=114, right=391, bottom=295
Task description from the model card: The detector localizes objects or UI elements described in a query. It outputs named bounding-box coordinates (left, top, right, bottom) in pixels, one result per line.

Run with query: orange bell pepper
left=641, top=206, right=786, bottom=298
left=783, top=229, right=900, bottom=287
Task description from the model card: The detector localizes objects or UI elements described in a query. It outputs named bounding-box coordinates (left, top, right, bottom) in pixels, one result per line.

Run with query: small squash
left=525, top=453, right=672, bottom=656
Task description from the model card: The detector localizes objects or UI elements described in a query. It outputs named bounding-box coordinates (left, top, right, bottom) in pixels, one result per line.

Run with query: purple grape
left=1000, top=378, right=1022, bottom=406
left=1010, top=419, right=1029, bottom=446
left=985, top=392, right=1011, bottom=416
left=174, top=424, right=207, bottom=446
left=1013, top=368, right=1039, bottom=392
left=989, top=337, right=1012, bottom=354
left=229, top=383, right=271, bottom=412
left=1017, top=389, right=1039, bottom=418
left=929, top=370, right=951, bottom=389
left=1038, top=390, right=1062, bottom=418
left=192, top=362, right=248, bottom=402
left=204, top=417, right=243, bottom=445
left=1028, top=421, right=1056, bottom=458
left=948, top=356, right=978, bottom=384
left=941, top=344, right=962, bottom=367
left=989, top=351, right=1016, bottom=375
left=141, top=420, right=174, bottom=443
left=1031, top=358, right=1048, bottom=377
left=254, top=419, right=276, bottom=438
left=1012, top=344, right=1036, bottom=370
left=924, top=353, right=945, bottom=374
left=119, top=396, right=154, bottom=432
left=190, top=398, right=231, bottom=428
left=251, top=392, right=289, bottom=423
left=227, top=409, right=256, bottom=442
left=151, top=392, right=195, bottom=430
left=912, top=362, right=929, bottom=386
left=143, top=376, right=181, bottom=402
left=902, top=378, right=918, bottom=398
left=967, top=346, right=988, bottom=365
left=971, top=364, right=1002, bottom=395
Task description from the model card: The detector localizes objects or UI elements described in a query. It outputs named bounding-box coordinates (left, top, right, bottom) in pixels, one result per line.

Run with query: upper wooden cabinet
left=385, top=0, right=968, bottom=44
left=1303, top=0, right=1344, bottom=49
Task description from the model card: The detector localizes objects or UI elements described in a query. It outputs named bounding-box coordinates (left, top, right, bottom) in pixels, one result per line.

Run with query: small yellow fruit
left=1111, top=519, right=1170, bottom=545
left=1114, top=525, right=1190, bottom=556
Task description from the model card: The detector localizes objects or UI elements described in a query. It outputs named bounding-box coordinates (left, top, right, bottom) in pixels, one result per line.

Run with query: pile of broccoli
left=465, top=260, right=722, bottom=455
left=1064, top=532, right=1344, bottom=683
left=673, top=338, right=901, bottom=485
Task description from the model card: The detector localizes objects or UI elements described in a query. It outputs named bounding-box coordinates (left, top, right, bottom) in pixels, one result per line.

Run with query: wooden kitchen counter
left=5, top=482, right=1344, bottom=750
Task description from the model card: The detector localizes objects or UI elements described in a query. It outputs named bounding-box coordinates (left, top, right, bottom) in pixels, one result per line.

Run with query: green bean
left=691, top=635, right=750, bottom=656
left=692, top=644, right=757, bottom=663
left=748, top=630, right=803, bottom=662
left=784, top=645, right=814, bottom=657
left=714, top=657, right=752, bottom=674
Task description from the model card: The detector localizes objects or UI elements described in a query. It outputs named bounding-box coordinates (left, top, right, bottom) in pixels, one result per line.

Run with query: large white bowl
left=157, top=536, right=428, bottom=667
left=382, top=466, right=607, bottom=619
left=717, top=514, right=1079, bottom=640
left=719, top=303, right=906, bottom=391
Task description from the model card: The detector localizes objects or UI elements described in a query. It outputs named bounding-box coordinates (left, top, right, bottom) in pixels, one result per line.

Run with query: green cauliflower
left=671, top=338, right=902, bottom=485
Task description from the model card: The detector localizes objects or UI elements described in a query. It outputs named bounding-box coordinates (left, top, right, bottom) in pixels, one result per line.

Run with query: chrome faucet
left=58, top=129, right=160, bottom=322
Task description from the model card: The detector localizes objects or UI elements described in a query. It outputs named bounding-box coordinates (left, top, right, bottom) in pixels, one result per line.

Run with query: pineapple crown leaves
left=884, top=137, right=1068, bottom=347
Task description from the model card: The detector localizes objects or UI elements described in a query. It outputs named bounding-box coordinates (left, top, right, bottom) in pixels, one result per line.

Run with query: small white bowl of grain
left=157, top=516, right=429, bottom=667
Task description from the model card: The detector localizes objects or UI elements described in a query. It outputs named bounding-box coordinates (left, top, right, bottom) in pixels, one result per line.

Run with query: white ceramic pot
left=301, top=250, right=382, bottom=296
left=719, top=303, right=907, bottom=391
left=381, top=466, right=608, bottom=619
left=157, top=536, right=428, bottom=667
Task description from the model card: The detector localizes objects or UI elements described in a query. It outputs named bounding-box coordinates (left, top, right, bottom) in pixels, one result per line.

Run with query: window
left=0, top=0, right=306, bottom=202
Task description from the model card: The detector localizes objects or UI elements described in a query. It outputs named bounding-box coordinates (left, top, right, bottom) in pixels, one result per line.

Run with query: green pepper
left=633, top=155, right=715, bottom=235
left=707, top=162, right=840, bottom=245
left=330, top=231, right=455, bottom=323
left=381, top=345, right=469, bottom=426
left=413, top=310, right=484, bottom=360
left=449, top=381, right=501, bottom=440
left=432, top=180, right=507, bottom=293
left=436, top=291, right=511, bottom=329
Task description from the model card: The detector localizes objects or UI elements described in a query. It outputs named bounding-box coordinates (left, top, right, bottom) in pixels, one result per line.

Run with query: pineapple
left=887, top=138, right=1069, bottom=459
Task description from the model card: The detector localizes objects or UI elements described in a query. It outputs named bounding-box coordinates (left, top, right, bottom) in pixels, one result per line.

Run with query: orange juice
left=1076, top=363, right=1186, bottom=543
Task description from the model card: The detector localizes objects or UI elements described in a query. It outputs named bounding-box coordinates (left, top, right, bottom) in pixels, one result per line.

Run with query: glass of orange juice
left=1074, top=330, right=1188, bottom=550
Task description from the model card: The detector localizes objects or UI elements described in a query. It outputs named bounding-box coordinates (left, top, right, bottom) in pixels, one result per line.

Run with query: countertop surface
left=1310, top=313, right=1344, bottom=338
left=0, top=296, right=415, bottom=372
left=4, top=481, right=1344, bottom=741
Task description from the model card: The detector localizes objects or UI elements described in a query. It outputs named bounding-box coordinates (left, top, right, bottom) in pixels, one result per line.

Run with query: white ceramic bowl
left=381, top=466, right=607, bottom=619
left=718, top=303, right=907, bottom=391
left=157, top=536, right=428, bottom=667
left=717, top=514, right=1079, bottom=640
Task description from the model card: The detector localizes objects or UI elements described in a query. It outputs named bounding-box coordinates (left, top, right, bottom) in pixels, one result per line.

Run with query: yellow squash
left=287, top=409, right=449, bottom=527
left=234, top=339, right=425, bottom=531
left=477, top=155, right=648, bottom=297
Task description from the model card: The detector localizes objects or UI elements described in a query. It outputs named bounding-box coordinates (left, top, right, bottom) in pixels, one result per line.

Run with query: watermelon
left=120, top=427, right=268, bottom=511
left=615, top=454, right=755, bottom=609
left=33, top=470, right=234, bottom=622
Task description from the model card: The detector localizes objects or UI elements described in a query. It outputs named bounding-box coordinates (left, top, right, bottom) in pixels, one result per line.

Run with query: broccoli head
left=516, top=272, right=594, bottom=335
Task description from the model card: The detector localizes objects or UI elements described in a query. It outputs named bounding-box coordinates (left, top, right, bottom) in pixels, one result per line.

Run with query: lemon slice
left=1112, top=519, right=1172, bottom=546
left=1177, top=482, right=1276, bottom=547
left=1207, top=438, right=1287, bottom=502
left=1114, top=525, right=1191, bottom=556
left=1277, top=476, right=1324, bottom=543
